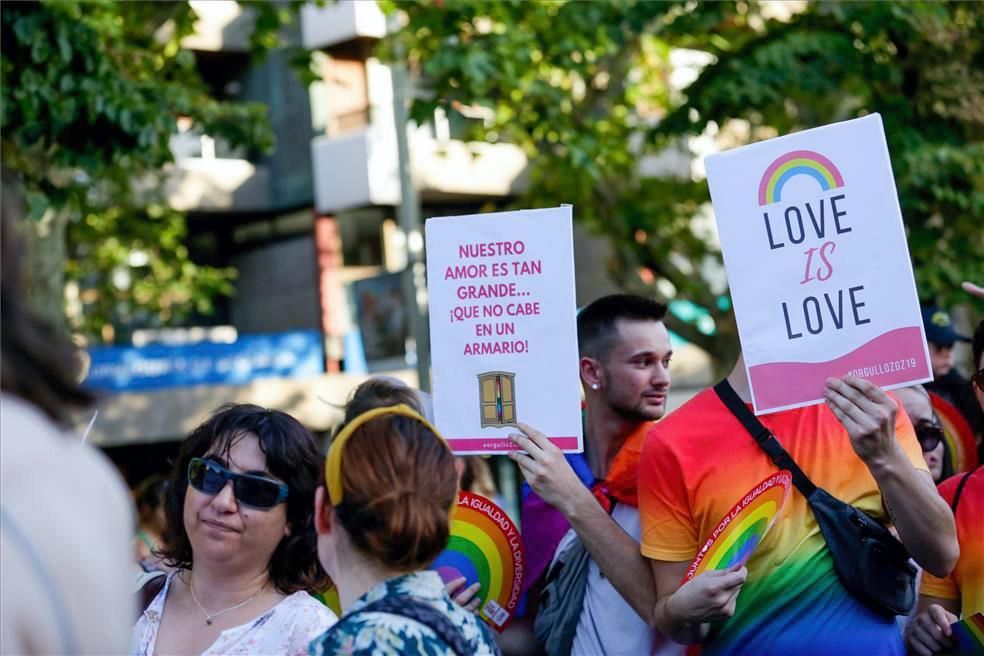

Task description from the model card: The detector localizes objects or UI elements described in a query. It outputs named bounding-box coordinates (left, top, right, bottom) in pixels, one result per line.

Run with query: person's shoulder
left=439, top=597, right=498, bottom=654
left=936, top=468, right=982, bottom=503
left=0, top=395, right=131, bottom=524
left=281, top=591, right=339, bottom=625
left=313, top=608, right=444, bottom=655
left=645, top=387, right=721, bottom=445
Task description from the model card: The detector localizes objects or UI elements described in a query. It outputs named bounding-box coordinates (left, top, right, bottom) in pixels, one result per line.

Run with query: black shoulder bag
left=714, top=380, right=916, bottom=617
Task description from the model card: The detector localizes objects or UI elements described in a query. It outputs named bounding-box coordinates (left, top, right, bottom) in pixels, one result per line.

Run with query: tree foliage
left=385, top=0, right=983, bottom=366
left=0, top=0, right=306, bottom=342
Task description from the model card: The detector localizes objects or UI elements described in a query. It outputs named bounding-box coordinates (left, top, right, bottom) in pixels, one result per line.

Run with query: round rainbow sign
left=684, top=471, right=792, bottom=582
left=431, top=491, right=525, bottom=631
left=929, top=392, right=979, bottom=474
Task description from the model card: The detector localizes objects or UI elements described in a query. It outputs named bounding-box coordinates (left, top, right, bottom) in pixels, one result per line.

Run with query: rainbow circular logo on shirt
left=684, top=471, right=792, bottom=581
left=431, top=491, right=525, bottom=631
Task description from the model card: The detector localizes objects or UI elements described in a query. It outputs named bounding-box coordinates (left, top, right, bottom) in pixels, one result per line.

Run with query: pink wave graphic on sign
left=748, top=326, right=929, bottom=411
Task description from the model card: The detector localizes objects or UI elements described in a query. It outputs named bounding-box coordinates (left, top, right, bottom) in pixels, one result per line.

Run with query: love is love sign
left=706, top=114, right=932, bottom=414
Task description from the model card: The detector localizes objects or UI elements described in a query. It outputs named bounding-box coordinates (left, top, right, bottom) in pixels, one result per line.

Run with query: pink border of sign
left=748, top=326, right=930, bottom=413
left=447, top=436, right=580, bottom=453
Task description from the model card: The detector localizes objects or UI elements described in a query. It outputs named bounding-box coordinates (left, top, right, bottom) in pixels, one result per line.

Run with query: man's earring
left=591, top=383, right=599, bottom=390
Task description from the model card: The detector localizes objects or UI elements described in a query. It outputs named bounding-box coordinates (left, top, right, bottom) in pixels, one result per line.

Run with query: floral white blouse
left=132, top=571, right=337, bottom=656
left=309, top=571, right=498, bottom=656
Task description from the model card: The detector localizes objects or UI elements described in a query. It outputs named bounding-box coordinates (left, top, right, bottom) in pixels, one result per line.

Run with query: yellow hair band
left=325, top=404, right=448, bottom=505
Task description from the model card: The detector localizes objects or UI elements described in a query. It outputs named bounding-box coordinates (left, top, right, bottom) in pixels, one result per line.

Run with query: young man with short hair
left=510, top=294, right=681, bottom=655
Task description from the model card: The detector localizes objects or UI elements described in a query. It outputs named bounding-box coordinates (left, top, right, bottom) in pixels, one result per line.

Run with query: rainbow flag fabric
left=951, top=612, right=984, bottom=655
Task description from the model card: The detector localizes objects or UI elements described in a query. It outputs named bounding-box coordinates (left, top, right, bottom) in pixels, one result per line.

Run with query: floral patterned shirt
left=132, top=571, right=337, bottom=655
left=308, top=571, right=498, bottom=656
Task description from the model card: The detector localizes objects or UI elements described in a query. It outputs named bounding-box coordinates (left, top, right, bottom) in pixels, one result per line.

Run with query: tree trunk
left=23, top=206, right=70, bottom=333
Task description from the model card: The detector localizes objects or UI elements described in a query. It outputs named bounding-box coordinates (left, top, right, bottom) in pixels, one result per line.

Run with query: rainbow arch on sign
left=758, top=150, right=845, bottom=206
left=930, top=391, right=979, bottom=474
left=686, top=471, right=792, bottom=581
left=430, top=491, right=524, bottom=631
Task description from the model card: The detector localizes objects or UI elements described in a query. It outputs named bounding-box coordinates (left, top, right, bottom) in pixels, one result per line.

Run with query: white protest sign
left=706, top=114, right=932, bottom=414
left=425, top=206, right=583, bottom=454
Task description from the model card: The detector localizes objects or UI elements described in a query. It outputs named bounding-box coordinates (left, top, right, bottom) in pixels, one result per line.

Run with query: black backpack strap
left=713, top=380, right=817, bottom=498
left=950, top=465, right=980, bottom=514
left=353, top=596, right=486, bottom=656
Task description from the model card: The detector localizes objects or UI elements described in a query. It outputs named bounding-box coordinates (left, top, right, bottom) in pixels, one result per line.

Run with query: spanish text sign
left=426, top=206, right=583, bottom=453
left=706, top=114, right=932, bottom=414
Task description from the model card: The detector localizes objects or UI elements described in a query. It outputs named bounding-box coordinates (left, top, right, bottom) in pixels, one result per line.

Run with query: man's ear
left=314, top=486, right=333, bottom=536
left=580, top=356, right=603, bottom=390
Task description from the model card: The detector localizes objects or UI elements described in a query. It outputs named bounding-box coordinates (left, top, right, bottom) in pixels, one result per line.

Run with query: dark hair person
left=310, top=404, right=500, bottom=655
left=134, top=474, right=171, bottom=571
left=1, top=171, right=133, bottom=653
left=132, top=404, right=336, bottom=655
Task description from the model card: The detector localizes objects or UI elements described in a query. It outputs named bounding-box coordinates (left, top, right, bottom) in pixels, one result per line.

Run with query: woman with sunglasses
left=133, top=404, right=336, bottom=655
left=896, top=385, right=953, bottom=484
left=309, top=404, right=499, bottom=656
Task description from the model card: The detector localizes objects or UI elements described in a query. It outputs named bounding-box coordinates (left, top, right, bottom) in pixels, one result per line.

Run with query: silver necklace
left=188, top=576, right=264, bottom=626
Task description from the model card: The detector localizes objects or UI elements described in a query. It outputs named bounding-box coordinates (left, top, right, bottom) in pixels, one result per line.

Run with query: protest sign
left=425, top=206, right=583, bottom=453
left=431, top=491, right=525, bottom=631
left=706, top=114, right=932, bottom=414
left=684, top=471, right=791, bottom=582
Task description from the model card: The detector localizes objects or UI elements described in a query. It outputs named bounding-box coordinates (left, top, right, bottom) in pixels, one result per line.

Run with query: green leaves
left=386, top=0, right=982, bottom=364
left=0, top=1, right=291, bottom=341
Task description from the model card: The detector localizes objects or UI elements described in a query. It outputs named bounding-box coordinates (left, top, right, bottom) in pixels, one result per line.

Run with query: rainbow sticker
left=758, top=150, right=844, bottom=206
left=684, top=471, right=792, bottom=582
left=930, top=392, right=979, bottom=474
left=431, top=491, right=525, bottom=631
left=951, top=612, right=984, bottom=656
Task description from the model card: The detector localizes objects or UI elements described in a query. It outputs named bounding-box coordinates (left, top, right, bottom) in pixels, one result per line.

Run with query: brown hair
left=333, top=414, right=457, bottom=572
left=159, top=404, right=330, bottom=594
left=343, top=377, right=423, bottom=424
left=1, top=171, right=93, bottom=424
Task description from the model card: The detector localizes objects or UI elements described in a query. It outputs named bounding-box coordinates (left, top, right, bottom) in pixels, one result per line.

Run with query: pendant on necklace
left=206, top=619, right=213, bottom=626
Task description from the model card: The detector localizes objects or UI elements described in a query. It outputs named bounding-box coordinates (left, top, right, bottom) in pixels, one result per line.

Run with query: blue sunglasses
left=188, top=457, right=288, bottom=510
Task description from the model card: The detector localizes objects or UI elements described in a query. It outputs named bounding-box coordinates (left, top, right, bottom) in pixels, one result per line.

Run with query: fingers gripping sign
left=905, top=604, right=957, bottom=656
left=823, top=375, right=901, bottom=466
left=507, top=422, right=593, bottom=518
left=445, top=577, right=482, bottom=614
left=667, top=565, right=749, bottom=625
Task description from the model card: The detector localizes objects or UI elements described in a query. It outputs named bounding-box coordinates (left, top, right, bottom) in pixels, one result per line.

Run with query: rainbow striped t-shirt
left=639, top=388, right=926, bottom=655
left=920, top=467, right=983, bottom=616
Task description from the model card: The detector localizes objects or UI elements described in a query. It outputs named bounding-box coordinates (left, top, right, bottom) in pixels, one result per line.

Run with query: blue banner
left=85, top=330, right=325, bottom=392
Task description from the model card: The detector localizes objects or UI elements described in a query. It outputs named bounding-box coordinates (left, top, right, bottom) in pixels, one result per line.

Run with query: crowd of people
left=1, top=167, right=982, bottom=656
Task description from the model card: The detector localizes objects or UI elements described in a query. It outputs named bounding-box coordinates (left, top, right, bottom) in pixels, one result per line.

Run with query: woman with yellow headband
left=309, top=404, right=500, bottom=656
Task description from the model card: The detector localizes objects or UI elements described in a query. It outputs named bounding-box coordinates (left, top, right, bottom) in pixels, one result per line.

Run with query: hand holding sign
left=508, top=422, right=594, bottom=518
left=823, top=375, right=901, bottom=468
left=668, top=565, right=748, bottom=624
left=906, top=604, right=958, bottom=656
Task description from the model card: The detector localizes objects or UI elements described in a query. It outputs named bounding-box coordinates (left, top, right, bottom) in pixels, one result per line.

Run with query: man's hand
left=906, top=604, right=957, bottom=656
left=665, top=565, right=748, bottom=625
left=507, top=422, right=593, bottom=518
left=824, top=375, right=902, bottom=469
left=445, top=577, right=482, bottom=613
